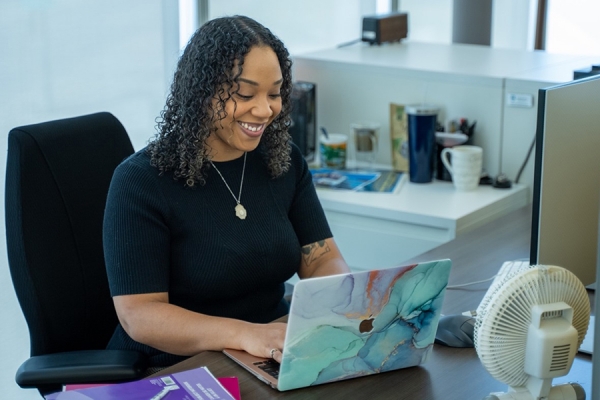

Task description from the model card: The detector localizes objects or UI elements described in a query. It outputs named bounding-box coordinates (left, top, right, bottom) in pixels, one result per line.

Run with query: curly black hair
left=147, top=15, right=293, bottom=187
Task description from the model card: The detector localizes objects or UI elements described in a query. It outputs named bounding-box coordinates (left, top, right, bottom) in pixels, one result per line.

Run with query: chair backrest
left=5, top=112, right=135, bottom=357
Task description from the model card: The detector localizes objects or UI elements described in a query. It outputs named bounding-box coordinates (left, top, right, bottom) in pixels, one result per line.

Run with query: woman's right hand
left=113, top=292, right=288, bottom=361
left=237, top=322, right=287, bottom=363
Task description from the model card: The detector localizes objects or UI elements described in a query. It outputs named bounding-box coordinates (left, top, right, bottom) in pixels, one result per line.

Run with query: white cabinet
left=292, top=42, right=597, bottom=193
left=316, top=181, right=529, bottom=271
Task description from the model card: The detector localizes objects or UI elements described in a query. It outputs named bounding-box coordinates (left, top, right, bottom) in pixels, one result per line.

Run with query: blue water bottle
left=406, top=104, right=439, bottom=183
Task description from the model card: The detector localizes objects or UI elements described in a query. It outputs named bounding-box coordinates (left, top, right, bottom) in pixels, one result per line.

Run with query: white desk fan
left=475, top=262, right=590, bottom=400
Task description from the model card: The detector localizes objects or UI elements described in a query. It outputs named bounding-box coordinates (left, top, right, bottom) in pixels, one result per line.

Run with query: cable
left=447, top=258, right=529, bottom=289
left=452, top=259, right=532, bottom=317
left=446, top=274, right=497, bottom=289
left=337, top=38, right=362, bottom=48
left=514, top=133, right=536, bottom=184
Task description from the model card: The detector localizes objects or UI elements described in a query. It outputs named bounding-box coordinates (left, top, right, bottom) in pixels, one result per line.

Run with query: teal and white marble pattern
left=278, top=259, right=452, bottom=391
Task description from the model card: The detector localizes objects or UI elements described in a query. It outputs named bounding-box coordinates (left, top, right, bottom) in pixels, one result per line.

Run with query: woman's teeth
left=239, top=122, right=264, bottom=132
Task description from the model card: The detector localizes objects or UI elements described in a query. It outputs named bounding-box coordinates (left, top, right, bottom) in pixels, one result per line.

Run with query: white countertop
left=316, top=179, right=529, bottom=238
left=295, top=41, right=585, bottom=86
left=506, top=55, right=600, bottom=85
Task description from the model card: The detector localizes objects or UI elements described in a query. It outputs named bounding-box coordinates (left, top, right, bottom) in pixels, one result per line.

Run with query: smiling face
left=207, top=46, right=283, bottom=161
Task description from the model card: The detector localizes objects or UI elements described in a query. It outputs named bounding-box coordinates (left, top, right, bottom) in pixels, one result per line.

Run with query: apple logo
left=359, top=318, right=374, bottom=333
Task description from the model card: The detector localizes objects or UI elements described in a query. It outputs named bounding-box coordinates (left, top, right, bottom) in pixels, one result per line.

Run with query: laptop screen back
left=278, top=259, right=452, bottom=391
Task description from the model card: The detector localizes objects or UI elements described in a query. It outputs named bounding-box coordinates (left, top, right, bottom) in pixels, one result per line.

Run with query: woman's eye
left=269, top=93, right=281, bottom=99
left=236, top=93, right=253, bottom=100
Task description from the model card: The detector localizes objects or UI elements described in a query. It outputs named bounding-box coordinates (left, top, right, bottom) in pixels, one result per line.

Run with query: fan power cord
left=450, top=259, right=531, bottom=319
left=446, top=274, right=497, bottom=289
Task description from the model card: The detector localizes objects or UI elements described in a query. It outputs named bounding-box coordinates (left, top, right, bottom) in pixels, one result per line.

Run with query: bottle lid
left=406, top=104, right=439, bottom=116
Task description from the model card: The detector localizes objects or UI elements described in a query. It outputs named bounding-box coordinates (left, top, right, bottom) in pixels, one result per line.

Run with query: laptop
left=223, top=259, right=452, bottom=391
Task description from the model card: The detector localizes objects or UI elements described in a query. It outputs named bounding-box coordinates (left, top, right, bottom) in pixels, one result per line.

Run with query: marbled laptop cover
left=278, top=259, right=452, bottom=391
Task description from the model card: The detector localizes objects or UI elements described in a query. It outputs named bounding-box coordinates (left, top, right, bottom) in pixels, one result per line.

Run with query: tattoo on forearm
left=301, top=240, right=330, bottom=266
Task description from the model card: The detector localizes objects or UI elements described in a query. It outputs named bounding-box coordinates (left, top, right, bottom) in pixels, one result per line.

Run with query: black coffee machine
left=289, top=81, right=317, bottom=161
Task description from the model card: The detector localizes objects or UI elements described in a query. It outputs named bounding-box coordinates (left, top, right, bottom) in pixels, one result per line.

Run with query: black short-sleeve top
left=103, top=143, right=331, bottom=366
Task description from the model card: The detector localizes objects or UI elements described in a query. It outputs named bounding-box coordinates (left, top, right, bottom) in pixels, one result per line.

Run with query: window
left=545, top=0, right=600, bottom=55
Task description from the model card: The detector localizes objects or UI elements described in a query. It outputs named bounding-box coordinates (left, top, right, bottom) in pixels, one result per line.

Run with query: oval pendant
left=235, top=203, right=247, bottom=220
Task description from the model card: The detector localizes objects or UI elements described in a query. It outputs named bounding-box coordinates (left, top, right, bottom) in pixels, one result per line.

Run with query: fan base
left=484, top=382, right=585, bottom=400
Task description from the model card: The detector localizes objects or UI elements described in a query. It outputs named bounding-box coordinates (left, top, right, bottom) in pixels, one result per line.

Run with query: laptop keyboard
left=254, top=359, right=280, bottom=379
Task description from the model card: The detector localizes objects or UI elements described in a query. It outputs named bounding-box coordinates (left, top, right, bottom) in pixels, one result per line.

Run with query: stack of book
left=45, top=366, right=240, bottom=400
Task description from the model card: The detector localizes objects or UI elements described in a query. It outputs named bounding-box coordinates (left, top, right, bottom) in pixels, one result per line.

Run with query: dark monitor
left=594, top=210, right=600, bottom=399
left=530, top=74, right=600, bottom=287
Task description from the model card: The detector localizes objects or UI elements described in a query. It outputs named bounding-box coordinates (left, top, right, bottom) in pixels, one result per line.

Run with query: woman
left=103, top=15, right=350, bottom=368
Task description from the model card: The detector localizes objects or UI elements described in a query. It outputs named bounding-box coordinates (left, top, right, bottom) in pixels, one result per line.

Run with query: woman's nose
left=252, top=96, right=274, bottom=118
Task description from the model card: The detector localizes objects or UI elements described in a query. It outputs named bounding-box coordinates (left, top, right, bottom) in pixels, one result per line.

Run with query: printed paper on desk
left=45, top=366, right=236, bottom=400
left=310, top=168, right=405, bottom=193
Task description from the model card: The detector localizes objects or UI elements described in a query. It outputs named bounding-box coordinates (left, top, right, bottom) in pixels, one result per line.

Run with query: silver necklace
left=210, top=152, right=247, bottom=220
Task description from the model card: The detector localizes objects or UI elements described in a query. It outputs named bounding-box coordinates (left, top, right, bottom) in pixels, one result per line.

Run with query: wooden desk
left=155, top=204, right=593, bottom=399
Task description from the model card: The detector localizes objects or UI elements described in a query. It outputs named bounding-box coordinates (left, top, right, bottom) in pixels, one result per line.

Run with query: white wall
left=492, top=0, right=537, bottom=50
left=400, top=0, right=453, bottom=44
left=207, top=0, right=455, bottom=52
left=208, top=0, right=378, bottom=55
left=204, top=1, right=600, bottom=59
left=546, top=0, right=600, bottom=55
left=0, top=1, right=179, bottom=398
left=401, top=0, right=536, bottom=50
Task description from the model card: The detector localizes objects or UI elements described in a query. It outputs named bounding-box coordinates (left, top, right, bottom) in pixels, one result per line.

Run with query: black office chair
left=5, top=112, right=148, bottom=397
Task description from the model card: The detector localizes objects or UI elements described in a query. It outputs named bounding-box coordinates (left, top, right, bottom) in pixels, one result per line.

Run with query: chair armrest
left=16, top=349, right=148, bottom=388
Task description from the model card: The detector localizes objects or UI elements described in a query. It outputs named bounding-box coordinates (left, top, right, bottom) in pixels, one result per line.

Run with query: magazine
left=45, top=366, right=237, bottom=400
left=310, top=168, right=405, bottom=193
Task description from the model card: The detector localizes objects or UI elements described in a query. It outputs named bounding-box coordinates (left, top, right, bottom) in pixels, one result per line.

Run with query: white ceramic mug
left=440, top=145, right=483, bottom=191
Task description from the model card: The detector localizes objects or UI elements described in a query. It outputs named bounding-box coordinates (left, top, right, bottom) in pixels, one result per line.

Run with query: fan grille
left=474, top=265, right=590, bottom=387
